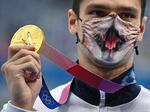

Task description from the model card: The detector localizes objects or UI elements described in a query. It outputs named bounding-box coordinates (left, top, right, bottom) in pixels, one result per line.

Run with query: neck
left=78, top=52, right=134, bottom=80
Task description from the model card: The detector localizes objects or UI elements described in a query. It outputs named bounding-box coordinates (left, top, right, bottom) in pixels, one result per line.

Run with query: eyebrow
left=85, top=4, right=139, bottom=14
left=117, top=6, right=138, bottom=14
left=86, top=4, right=111, bottom=11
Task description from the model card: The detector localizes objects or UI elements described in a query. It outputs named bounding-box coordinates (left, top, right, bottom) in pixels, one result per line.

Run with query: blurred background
left=0, top=0, right=150, bottom=109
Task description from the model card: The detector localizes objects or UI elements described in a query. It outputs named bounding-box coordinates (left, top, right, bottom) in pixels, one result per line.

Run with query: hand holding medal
left=10, top=25, right=45, bottom=82
left=1, top=25, right=44, bottom=110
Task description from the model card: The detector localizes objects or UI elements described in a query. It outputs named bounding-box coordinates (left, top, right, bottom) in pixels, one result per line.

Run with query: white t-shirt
left=1, top=85, right=150, bottom=112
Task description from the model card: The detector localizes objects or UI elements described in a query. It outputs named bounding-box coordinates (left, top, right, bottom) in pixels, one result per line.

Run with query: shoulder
left=110, top=86, right=150, bottom=111
left=130, top=85, right=150, bottom=108
left=138, top=86, right=150, bottom=101
left=132, top=86, right=150, bottom=110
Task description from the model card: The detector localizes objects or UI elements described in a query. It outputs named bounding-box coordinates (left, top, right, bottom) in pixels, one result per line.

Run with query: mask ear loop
left=76, top=17, right=83, bottom=44
left=134, top=36, right=139, bottom=55
left=134, top=45, right=139, bottom=55
left=134, top=24, right=144, bottom=55
left=76, top=33, right=80, bottom=44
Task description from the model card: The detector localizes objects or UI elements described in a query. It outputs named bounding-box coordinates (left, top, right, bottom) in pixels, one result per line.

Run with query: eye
left=88, top=10, right=108, bottom=18
left=119, top=12, right=136, bottom=21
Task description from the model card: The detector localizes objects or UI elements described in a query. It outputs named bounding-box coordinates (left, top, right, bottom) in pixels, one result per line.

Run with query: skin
left=68, top=0, right=147, bottom=80
left=1, top=45, right=42, bottom=110
left=0, top=0, right=147, bottom=110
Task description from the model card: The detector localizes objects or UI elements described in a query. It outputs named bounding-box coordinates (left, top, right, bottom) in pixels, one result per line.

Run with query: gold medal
left=10, top=25, right=45, bottom=53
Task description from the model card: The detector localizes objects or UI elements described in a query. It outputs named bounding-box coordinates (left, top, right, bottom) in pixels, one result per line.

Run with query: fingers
left=16, top=61, right=40, bottom=81
left=27, top=72, right=42, bottom=96
left=3, top=45, right=41, bottom=82
left=8, top=45, right=36, bottom=59
left=8, top=46, right=40, bottom=64
left=12, top=55, right=41, bottom=71
left=12, top=55, right=41, bottom=81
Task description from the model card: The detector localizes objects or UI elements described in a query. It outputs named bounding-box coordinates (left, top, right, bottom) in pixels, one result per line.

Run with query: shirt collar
left=70, top=66, right=141, bottom=106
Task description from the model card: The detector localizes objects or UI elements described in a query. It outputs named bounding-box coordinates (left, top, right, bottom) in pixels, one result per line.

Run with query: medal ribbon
left=39, top=43, right=123, bottom=109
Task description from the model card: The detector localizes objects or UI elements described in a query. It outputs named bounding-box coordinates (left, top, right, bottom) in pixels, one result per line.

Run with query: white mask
left=78, top=16, right=141, bottom=68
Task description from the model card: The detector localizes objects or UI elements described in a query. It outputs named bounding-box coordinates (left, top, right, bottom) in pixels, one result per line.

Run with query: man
left=1, top=0, right=150, bottom=112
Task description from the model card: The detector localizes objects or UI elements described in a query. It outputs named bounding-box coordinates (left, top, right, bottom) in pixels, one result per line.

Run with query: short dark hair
left=141, top=0, right=146, bottom=17
left=73, top=0, right=146, bottom=18
left=72, top=0, right=82, bottom=18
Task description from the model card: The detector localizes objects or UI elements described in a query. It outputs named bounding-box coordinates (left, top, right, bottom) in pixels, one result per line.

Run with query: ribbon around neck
left=39, top=42, right=123, bottom=109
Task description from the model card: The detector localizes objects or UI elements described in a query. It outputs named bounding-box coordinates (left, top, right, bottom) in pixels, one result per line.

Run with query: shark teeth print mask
left=78, top=16, right=141, bottom=68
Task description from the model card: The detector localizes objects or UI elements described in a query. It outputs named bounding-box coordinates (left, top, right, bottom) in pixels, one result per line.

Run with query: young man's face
left=68, top=0, right=146, bottom=68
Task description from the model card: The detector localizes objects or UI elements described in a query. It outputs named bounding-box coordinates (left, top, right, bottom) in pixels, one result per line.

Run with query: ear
left=137, top=16, right=148, bottom=42
left=68, top=9, right=78, bottom=34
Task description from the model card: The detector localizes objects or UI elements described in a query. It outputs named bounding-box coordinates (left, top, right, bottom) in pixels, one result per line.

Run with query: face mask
left=78, top=16, right=141, bottom=68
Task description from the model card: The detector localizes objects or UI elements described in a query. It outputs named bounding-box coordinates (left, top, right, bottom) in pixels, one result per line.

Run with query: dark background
left=0, top=0, right=150, bottom=109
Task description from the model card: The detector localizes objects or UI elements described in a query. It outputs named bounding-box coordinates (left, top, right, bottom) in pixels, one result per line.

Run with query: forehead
left=80, top=0, right=141, bottom=12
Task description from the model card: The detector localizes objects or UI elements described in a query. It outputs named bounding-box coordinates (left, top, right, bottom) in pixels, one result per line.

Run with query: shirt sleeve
left=1, top=101, right=36, bottom=112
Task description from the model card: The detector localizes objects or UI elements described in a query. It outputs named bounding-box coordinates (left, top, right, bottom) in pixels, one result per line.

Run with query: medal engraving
left=10, top=25, right=45, bottom=52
